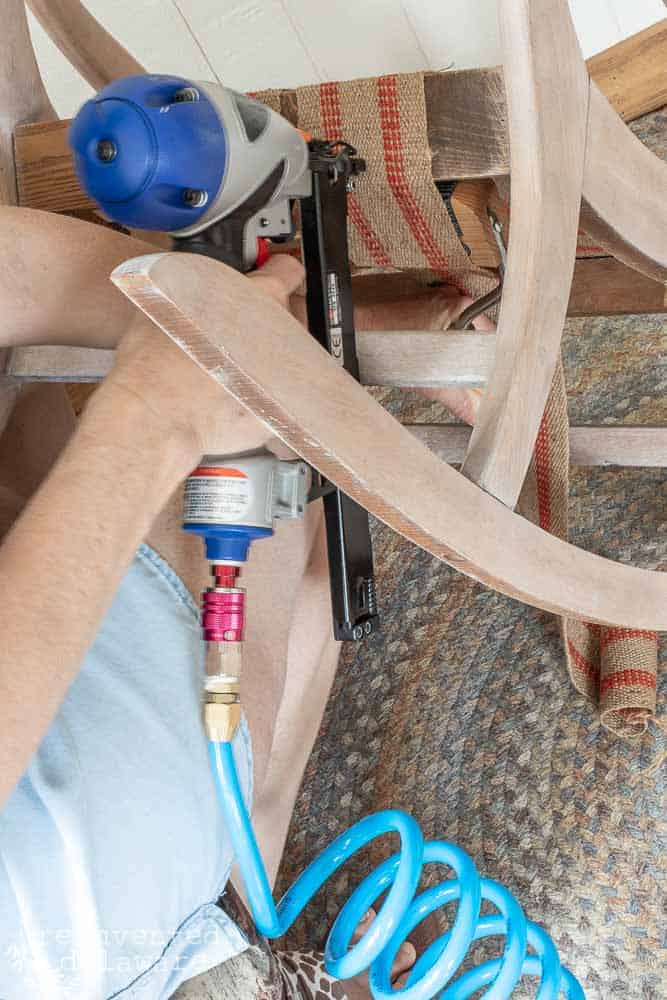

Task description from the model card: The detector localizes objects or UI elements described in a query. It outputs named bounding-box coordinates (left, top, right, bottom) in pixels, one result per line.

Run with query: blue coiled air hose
left=208, top=739, right=585, bottom=999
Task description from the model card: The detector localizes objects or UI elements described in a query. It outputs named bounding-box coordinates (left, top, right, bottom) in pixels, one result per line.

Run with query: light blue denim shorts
left=0, top=545, right=252, bottom=999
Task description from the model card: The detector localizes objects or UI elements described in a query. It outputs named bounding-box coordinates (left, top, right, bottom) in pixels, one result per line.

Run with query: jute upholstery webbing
left=296, top=73, right=495, bottom=300
left=533, top=370, right=657, bottom=737
left=277, top=71, right=658, bottom=737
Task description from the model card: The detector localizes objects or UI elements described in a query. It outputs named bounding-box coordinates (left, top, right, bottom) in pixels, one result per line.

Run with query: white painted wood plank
left=608, top=0, right=666, bottom=40
left=283, top=0, right=428, bottom=79
left=173, top=0, right=323, bottom=92
left=566, top=0, right=623, bottom=57
left=81, top=0, right=212, bottom=79
left=400, top=0, right=501, bottom=71
left=26, top=0, right=652, bottom=120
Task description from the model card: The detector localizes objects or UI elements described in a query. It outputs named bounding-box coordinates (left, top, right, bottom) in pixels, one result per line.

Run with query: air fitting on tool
left=202, top=570, right=244, bottom=741
left=182, top=452, right=308, bottom=740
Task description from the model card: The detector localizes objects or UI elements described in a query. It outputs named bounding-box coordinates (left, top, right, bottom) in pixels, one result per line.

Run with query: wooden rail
left=409, top=424, right=667, bottom=469
left=7, top=344, right=664, bottom=470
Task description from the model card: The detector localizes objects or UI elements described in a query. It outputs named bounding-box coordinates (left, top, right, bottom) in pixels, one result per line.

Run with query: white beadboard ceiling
left=27, top=0, right=667, bottom=118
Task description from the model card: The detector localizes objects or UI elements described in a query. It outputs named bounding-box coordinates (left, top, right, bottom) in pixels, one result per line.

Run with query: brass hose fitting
left=204, top=682, right=241, bottom=742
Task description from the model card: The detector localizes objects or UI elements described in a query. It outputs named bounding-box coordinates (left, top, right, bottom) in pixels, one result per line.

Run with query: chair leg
left=0, top=0, right=55, bottom=206
left=459, top=0, right=589, bottom=509
left=26, top=0, right=144, bottom=91
left=581, top=81, right=667, bottom=284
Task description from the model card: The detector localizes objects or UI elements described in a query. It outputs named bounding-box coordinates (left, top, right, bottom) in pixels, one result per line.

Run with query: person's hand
left=98, top=254, right=305, bottom=462
left=98, top=252, right=492, bottom=475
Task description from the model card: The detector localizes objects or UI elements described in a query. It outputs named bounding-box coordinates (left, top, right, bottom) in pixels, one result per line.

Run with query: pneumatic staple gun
left=70, top=74, right=377, bottom=643
left=69, top=77, right=586, bottom=999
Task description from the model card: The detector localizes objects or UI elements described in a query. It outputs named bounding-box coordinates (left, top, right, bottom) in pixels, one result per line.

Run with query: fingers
left=418, top=386, right=484, bottom=426
left=351, top=908, right=376, bottom=943
left=391, top=941, right=417, bottom=982
left=471, top=309, right=495, bottom=331
left=349, top=908, right=416, bottom=985
left=248, top=252, right=305, bottom=306
left=393, top=969, right=411, bottom=990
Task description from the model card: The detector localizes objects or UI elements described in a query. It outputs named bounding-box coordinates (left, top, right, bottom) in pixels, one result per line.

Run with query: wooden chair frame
left=2, top=0, right=666, bottom=630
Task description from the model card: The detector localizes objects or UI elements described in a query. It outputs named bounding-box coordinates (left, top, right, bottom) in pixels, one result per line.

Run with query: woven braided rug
left=277, top=110, right=666, bottom=1000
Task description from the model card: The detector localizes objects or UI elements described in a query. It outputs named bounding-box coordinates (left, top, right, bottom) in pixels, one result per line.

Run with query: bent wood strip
left=111, top=251, right=667, bottom=630
left=0, top=0, right=55, bottom=205
left=26, top=0, right=144, bottom=92
left=581, top=83, right=667, bottom=284
left=460, top=0, right=589, bottom=508
left=410, top=425, right=667, bottom=469
left=6, top=331, right=497, bottom=388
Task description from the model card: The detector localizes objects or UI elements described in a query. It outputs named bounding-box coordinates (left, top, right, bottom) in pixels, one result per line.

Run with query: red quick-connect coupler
left=201, top=564, right=246, bottom=643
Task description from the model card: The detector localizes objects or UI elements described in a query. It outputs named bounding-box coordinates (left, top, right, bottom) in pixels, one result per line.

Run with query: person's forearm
left=0, top=208, right=152, bottom=349
left=0, top=381, right=199, bottom=806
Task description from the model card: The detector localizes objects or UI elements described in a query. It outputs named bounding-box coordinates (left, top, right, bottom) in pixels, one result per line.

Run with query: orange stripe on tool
left=190, top=466, right=247, bottom=478
left=377, top=74, right=465, bottom=293
left=319, top=82, right=391, bottom=268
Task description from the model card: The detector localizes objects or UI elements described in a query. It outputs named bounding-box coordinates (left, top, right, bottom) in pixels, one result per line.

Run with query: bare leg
left=0, top=384, right=76, bottom=538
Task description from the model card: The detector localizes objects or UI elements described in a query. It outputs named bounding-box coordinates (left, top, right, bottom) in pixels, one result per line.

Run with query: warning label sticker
left=184, top=469, right=252, bottom=523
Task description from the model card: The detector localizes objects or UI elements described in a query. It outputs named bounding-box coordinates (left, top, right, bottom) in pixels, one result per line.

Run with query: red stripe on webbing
left=576, top=227, right=604, bottom=255
left=319, top=83, right=391, bottom=268
left=567, top=640, right=599, bottom=679
left=348, top=197, right=392, bottom=266
left=319, top=81, right=343, bottom=137
left=534, top=413, right=551, bottom=531
left=376, top=74, right=466, bottom=293
left=600, top=627, right=659, bottom=650
left=600, top=669, right=656, bottom=693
